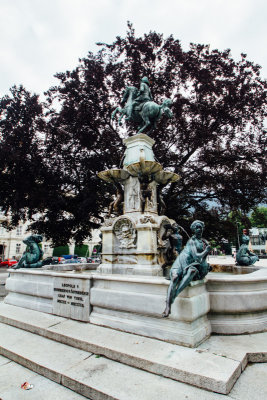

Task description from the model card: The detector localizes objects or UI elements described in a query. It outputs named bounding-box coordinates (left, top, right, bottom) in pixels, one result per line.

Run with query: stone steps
left=0, top=321, right=233, bottom=400
left=0, top=303, right=249, bottom=395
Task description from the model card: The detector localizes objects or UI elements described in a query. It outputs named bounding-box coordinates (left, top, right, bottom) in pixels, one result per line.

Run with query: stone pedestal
left=123, top=133, right=156, bottom=167
left=98, top=213, right=167, bottom=276
left=97, top=133, right=179, bottom=277
left=89, top=275, right=211, bottom=347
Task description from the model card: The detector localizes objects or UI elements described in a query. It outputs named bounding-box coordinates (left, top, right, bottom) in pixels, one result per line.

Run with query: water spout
left=178, top=225, right=190, bottom=239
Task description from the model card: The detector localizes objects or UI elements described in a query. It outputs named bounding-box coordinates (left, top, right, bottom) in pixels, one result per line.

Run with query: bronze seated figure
left=162, top=220, right=211, bottom=317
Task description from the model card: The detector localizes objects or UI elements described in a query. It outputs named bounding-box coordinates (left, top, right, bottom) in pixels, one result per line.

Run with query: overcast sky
left=0, top=0, right=266, bottom=97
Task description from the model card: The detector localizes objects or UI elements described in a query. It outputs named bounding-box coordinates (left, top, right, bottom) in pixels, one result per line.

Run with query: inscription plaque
left=52, top=277, right=90, bottom=321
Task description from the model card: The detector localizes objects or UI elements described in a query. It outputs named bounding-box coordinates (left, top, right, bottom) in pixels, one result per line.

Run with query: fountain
left=97, top=133, right=179, bottom=276
left=4, top=76, right=267, bottom=347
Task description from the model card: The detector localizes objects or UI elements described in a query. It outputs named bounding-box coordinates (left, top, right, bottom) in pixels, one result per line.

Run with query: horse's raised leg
left=118, top=111, right=125, bottom=125
left=111, top=107, right=119, bottom=120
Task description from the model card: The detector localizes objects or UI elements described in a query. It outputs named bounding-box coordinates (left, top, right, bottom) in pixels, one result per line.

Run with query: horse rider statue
left=112, top=76, right=173, bottom=134
left=125, top=76, right=153, bottom=120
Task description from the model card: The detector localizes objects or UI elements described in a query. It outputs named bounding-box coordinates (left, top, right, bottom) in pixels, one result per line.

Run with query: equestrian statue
left=111, top=77, right=173, bottom=134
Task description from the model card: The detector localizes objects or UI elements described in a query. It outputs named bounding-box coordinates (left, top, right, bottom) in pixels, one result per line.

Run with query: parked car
left=77, top=257, right=87, bottom=263
left=61, top=255, right=78, bottom=260
left=0, top=259, right=18, bottom=267
left=42, top=257, right=60, bottom=266
left=59, top=259, right=81, bottom=264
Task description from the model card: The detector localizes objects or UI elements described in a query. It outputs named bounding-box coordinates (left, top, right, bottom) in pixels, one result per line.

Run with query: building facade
left=249, top=227, right=267, bottom=255
left=0, top=210, right=101, bottom=261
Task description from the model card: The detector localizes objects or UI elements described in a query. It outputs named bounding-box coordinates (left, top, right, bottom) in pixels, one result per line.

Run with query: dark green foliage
left=74, top=244, right=89, bottom=257
left=0, top=23, right=266, bottom=244
left=53, top=245, right=69, bottom=256
left=250, top=207, right=267, bottom=228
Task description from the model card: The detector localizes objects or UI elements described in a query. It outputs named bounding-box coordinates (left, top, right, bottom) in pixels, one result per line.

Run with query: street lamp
left=236, top=222, right=240, bottom=248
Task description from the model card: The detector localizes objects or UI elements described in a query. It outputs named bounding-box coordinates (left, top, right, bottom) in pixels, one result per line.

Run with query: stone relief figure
left=114, top=218, right=137, bottom=249
left=13, top=234, right=44, bottom=269
left=108, top=182, right=124, bottom=217
left=236, top=234, right=259, bottom=266
left=161, top=223, right=183, bottom=278
left=112, top=77, right=173, bottom=134
left=147, top=185, right=156, bottom=210
left=138, top=173, right=153, bottom=213
left=129, top=185, right=139, bottom=210
left=162, top=220, right=211, bottom=317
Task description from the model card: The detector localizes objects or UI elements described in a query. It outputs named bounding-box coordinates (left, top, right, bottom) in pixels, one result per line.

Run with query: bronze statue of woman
left=162, top=220, right=211, bottom=317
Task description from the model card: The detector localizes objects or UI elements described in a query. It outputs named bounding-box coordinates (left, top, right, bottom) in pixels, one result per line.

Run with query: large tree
left=0, top=24, right=266, bottom=244
left=249, top=207, right=267, bottom=228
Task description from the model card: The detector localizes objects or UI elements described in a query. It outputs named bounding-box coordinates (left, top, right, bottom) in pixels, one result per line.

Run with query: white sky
left=0, top=0, right=266, bottom=97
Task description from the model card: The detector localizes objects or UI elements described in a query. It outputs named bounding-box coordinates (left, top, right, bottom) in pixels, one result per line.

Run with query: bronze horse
left=112, top=86, right=173, bottom=133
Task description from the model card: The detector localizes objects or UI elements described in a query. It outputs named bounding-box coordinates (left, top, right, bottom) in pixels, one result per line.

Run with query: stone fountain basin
left=154, top=170, right=180, bottom=185
left=206, top=268, right=267, bottom=334
left=97, top=169, right=130, bottom=183
left=211, top=264, right=259, bottom=274
left=125, top=160, right=162, bottom=176
left=4, top=266, right=267, bottom=341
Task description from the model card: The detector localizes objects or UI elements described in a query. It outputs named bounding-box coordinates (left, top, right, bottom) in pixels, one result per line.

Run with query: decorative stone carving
left=103, top=219, right=114, bottom=227
left=147, top=183, right=156, bottom=210
left=124, top=176, right=140, bottom=212
left=113, top=218, right=137, bottom=249
left=139, top=215, right=156, bottom=224
left=129, top=185, right=139, bottom=210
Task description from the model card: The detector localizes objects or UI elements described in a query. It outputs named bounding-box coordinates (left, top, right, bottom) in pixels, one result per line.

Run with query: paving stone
left=198, top=333, right=267, bottom=370
left=229, top=363, right=267, bottom=400
left=0, top=359, right=90, bottom=400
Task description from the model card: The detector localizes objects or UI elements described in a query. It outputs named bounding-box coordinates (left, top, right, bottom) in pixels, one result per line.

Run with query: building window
left=16, top=243, right=21, bottom=254
left=16, top=226, right=23, bottom=236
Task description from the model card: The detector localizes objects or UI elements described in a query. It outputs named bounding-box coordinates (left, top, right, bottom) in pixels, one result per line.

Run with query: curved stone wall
left=206, top=269, right=267, bottom=334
